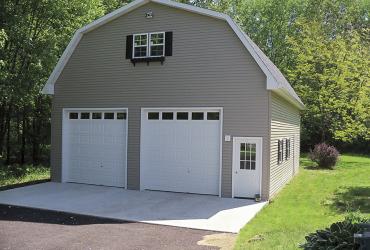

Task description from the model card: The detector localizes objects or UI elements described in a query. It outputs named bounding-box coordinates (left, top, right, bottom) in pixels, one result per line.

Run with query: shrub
left=300, top=214, right=369, bottom=249
left=309, top=143, right=339, bottom=169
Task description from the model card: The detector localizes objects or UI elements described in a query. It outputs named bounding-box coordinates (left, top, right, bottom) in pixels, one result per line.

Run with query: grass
left=235, top=154, right=370, bottom=250
left=0, top=164, right=50, bottom=188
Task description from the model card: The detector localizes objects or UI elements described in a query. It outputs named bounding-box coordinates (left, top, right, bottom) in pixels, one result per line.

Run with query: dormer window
left=127, top=31, right=172, bottom=65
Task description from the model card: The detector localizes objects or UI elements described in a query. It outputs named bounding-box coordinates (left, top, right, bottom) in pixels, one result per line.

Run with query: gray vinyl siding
left=269, top=92, right=300, bottom=198
left=51, top=2, right=270, bottom=198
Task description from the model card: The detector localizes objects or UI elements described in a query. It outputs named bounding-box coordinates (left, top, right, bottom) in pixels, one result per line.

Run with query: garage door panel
left=141, top=109, right=221, bottom=195
left=64, top=110, right=127, bottom=188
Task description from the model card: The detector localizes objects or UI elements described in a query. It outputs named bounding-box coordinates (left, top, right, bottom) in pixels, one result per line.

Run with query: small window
left=81, top=112, right=90, bottom=119
left=278, top=140, right=282, bottom=164
left=104, top=112, right=114, bottom=119
left=162, top=112, right=173, bottom=120
left=148, top=112, right=159, bottom=120
left=192, top=112, right=204, bottom=120
left=117, top=112, right=127, bottom=120
left=69, top=112, right=78, bottom=119
left=92, top=112, right=102, bottom=119
left=278, top=139, right=285, bottom=164
left=286, top=138, right=291, bottom=160
left=207, top=112, right=219, bottom=120
left=133, top=34, right=148, bottom=58
left=149, top=32, right=165, bottom=57
left=177, top=112, right=188, bottom=120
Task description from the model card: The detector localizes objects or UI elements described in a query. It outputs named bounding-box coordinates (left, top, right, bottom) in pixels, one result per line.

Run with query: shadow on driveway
left=0, top=204, right=129, bottom=225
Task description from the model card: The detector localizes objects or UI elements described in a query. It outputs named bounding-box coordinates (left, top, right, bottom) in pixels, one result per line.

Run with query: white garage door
left=140, top=108, right=221, bottom=195
left=63, top=109, right=127, bottom=187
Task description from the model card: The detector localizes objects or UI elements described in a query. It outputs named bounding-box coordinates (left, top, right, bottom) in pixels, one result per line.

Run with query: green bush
left=300, top=214, right=369, bottom=249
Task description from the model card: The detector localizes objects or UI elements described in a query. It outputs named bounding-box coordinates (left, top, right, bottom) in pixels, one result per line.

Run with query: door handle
left=235, top=171, right=238, bottom=174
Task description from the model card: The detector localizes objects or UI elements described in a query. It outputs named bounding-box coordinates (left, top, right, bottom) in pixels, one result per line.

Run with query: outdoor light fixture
left=255, top=194, right=261, bottom=202
left=145, top=10, right=153, bottom=19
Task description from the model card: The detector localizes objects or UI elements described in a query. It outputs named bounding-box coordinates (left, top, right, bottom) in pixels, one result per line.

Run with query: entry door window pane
left=240, top=161, right=245, bottom=169
left=245, top=160, right=251, bottom=170
left=251, top=161, right=256, bottom=170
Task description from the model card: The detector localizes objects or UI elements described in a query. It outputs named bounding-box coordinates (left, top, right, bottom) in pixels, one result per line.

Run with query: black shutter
left=165, top=31, right=173, bottom=56
left=126, top=35, right=133, bottom=59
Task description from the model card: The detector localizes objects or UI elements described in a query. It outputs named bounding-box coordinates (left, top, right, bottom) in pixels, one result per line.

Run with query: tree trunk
left=5, top=107, right=11, bottom=165
left=0, top=103, right=6, bottom=156
left=20, top=108, right=26, bottom=165
left=32, top=116, right=40, bottom=165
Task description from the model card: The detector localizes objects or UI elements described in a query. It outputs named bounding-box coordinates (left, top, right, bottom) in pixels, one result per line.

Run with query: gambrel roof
left=42, top=0, right=304, bottom=109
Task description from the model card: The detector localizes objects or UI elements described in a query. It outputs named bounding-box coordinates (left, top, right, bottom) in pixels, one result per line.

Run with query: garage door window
left=207, top=112, right=219, bottom=120
left=104, top=112, right=114, bottom=119
left=69, top=112, right=78, bottom=119
left=177, top=112, right=188, bottom=120
left=117, top=112, right=127, bottom=120
left=92, top=112, right=102, bottom=119
left=162, top=112, right=173, bottom=120
left=148, top=112, right=159, bottom=120
left=192, top=112, right=204, bottom=120
left=81, top=112, right=90, bottom=119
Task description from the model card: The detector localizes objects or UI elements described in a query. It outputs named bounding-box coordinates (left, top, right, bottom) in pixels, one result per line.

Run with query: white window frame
left=149, top=32, right=165, bottom=57
left=133, top=33, right=149, bottom=59
left=132, top=32, right=165, bottom=58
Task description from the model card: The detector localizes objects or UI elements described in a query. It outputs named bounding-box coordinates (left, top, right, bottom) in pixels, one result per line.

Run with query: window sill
left=130, top=56, right=165, bottom=66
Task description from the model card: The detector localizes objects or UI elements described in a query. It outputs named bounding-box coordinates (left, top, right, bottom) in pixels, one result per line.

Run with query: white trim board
left=41, top=0, right=304, bottom=110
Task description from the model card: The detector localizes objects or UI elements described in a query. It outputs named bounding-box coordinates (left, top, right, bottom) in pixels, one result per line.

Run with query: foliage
left=0, top=0, right=108, bottom=165
left=0, top=164, right=50, bottom=187
left=309, top=143, right=340, bottom=169
left=235, top=155, right=370, bottom=249
left=287, top=21, right=370, bottom=148
left=300, top=214, right=369, bottom=249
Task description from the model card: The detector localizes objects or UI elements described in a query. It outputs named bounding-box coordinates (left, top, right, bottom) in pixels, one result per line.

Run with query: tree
left=286, top=20, right=369, bottom=148
left=0, top=0, right=106, bottom=164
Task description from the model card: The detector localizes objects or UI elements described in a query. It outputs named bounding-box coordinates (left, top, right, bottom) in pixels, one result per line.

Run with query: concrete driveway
left=0, top=182, right=266, bottom=233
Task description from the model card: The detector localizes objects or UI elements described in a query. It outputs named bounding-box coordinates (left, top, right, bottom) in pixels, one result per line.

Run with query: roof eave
left=272, top=87, right=305, bottom=110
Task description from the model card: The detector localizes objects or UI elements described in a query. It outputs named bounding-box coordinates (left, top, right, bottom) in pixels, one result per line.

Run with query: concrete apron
left=0, top=182, right=267, bottom=233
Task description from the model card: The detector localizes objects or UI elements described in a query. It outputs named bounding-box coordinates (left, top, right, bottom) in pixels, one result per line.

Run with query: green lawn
left=235, top=154, right=370, bottom=250
left=0, top=165, right=50, bottom=188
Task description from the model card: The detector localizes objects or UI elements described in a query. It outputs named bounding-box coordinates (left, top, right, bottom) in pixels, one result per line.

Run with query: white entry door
left=233, top=137, right=262, bottom=198
left=63, top=109, right=127, bottom=187
left=140, top=108, right=222, bottom=195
